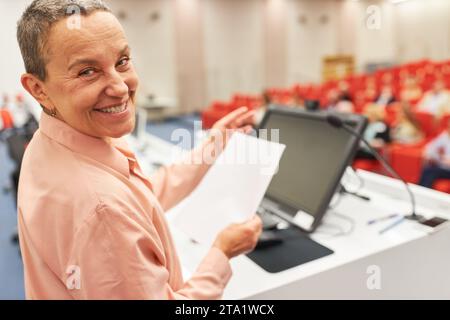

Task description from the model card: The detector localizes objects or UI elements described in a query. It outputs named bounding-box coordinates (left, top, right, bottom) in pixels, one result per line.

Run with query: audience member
left=355, top=104, right=391, bottom=160
left=417, top=80, right=450, bottom=118
left=391, top=103, right=424, bottom=144
left=418, top=117, right=450, bottom=188
left=290, top=92, right=306, bottom=109
left=400, top=75, right=423, bottom=102
left=374, top=85, right=396, bottom=107
left=326, top=89, right=354, bottom=113
left=363, top=77, right=378, bottom=102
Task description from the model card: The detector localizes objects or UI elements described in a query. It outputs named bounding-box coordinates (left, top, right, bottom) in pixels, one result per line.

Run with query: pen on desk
left=379, top=216, right=405, bottom=235
left=367, top=214, right=399, bottom=225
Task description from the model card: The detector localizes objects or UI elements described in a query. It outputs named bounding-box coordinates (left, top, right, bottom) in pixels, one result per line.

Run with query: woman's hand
left=212, top=215, right=263, bottom=259
left=209, top=106, right=255, bottom=153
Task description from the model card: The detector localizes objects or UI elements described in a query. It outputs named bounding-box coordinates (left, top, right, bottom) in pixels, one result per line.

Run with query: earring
left=41, top=105, right=57, bottom=117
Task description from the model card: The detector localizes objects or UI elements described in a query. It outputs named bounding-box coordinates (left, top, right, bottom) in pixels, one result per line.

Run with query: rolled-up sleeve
left=150, top=137, right=219, bottom=211
left=68, top=203, right=232, bottom=300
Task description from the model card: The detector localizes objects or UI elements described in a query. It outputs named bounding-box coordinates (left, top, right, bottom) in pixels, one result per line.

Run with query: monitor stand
left=246, top=226, right=334, bottom=273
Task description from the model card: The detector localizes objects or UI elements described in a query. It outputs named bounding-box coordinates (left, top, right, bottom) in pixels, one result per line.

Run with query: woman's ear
left=20, top=73, right=53, bottom=110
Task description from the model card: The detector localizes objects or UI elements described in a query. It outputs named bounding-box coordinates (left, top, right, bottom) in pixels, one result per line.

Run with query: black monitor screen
left=260, top=109, right=365, bottom=222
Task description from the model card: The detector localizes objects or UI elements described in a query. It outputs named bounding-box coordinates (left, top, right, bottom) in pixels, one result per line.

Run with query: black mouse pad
left=246, top=227, right=334, bottom=273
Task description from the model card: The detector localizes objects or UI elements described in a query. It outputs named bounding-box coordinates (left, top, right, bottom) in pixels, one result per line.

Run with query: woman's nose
left=105, top=71, right=129, bottom=98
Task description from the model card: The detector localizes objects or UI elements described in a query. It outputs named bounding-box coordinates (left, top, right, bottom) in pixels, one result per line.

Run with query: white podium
left=130, top=133, right=450, bottom=299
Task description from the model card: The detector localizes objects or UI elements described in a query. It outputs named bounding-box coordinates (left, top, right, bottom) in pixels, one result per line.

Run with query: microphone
left=326, top=113, right=423, bottom=221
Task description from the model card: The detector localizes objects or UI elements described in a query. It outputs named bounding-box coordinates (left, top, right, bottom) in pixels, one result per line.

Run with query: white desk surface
left=128, top=133, right=450, bottom=299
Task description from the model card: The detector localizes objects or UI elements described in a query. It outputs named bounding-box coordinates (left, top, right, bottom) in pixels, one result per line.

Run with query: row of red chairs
left=201, top=59, right=450, bottom=194
left=353, top=107, right=450, bottom=193
left=271, top=59, right=450, bottom=108
left=1, top=108, right=14, bottom=129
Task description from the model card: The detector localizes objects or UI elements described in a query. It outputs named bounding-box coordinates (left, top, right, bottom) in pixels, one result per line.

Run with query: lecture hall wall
left=1, top=0, right=449, bottom=112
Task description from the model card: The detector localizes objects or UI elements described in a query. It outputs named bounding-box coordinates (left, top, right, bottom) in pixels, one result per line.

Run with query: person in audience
left=400, top=75, right=423, bottom=103
left=364, top=77, right=378, bottom=102
left=374, top=85, right=396, bottom=107
left=290, top=92, right=306, bottom=109
left=326, top=89, right=354, bottom=113
left=0, top=94, right=15, bottom=132
left=2, top=93, right=11, bottom=109
left=355, top=104, right=391, bottom=160
left=381, top=72, right=394, bottom=87
left=8, top=93, right=32, bottom=128
left=417, top=80, right=450, bottom=118
left=391, top=102, right=424, bottom=144
left=418, top=117, right=450, bottom=188
left=337, top=81, right=352, bottom=102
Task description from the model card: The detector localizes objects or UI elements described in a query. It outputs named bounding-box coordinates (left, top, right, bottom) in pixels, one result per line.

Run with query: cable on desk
left=341, top=166, right=365, bottom=195
left=328, top=189, right=344, bottom=210
left=316, top=209, right=355, bottom=238
left=331, top=211, right=355, bottom=236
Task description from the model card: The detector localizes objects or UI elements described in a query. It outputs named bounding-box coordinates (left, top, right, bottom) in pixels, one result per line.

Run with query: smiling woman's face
left=42, top=11, right=138, bottom=139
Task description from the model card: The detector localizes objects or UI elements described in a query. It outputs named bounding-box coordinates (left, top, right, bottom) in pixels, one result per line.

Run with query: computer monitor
left=258, top=107, right=367, bottom=233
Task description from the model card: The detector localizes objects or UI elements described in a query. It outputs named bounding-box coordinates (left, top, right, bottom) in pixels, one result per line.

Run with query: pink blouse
left=17, top=112, right=232, bottom=299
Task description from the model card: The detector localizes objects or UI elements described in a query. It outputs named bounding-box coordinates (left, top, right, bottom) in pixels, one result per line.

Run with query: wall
left=1, top=0, right=450, bottom=111
left=338, top=0, right=450, bottom=72
left=393, top=0, right=450, bottom=63
left=264, top=0, right=288, bottom=88
left=173, top=0, right=206, bottom=112
left=357, top=0, right=397, bottom=68
left=107, top=0, right=177, bottom=105
left=204, top=0, right=265, bottom=102
left=0, top=0, right=30, bottom=95
left=286, top=0, right=339, bottom=84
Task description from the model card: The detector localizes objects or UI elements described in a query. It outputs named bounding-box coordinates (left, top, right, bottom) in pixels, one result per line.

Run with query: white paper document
left=173, top=132, right=286, bottom=246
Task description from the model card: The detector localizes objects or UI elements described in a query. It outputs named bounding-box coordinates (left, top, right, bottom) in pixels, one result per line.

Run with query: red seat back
left=414, top=111, right=436, bottom=138
left=1, top=108, right=14, bottom=129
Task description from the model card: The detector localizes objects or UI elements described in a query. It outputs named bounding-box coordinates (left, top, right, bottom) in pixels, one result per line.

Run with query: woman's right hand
left=212, top=215, right=263, bottom=259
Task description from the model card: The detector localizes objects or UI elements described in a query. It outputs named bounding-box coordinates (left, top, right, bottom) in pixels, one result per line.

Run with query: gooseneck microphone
left=326, top=113, right=423, bottom=221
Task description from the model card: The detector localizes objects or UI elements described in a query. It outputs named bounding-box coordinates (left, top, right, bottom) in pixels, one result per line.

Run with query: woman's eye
left=79, top=68, right=95, bottom=77
left=117, top=57, right=130, bottom=67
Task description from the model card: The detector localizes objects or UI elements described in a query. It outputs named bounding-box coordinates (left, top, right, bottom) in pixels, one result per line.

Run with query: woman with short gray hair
left=17, top=0, right=261, bottom=299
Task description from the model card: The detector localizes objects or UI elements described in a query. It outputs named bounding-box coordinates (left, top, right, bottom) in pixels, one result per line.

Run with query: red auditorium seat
left=439, top=114, right=450, bottom=130
left=388, top=144, right=424, bottom=183
left=353, top=159, right=380, bottom=172
left=385, top=103, right=400, bottom=126
left=414, top=111, right=437, bottom=138
left=211, top=101, right=227, bottom=111
left=1, top=108, right=14, bottom=129
left=201, top=108, right=228, bottom=129
left=433, top=179, right=450, bottom=194
left=201, top=59, right=449, bottom=185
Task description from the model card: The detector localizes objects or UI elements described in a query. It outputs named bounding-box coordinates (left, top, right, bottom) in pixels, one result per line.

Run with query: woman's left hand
left=209, top=106, right=255, bottom=151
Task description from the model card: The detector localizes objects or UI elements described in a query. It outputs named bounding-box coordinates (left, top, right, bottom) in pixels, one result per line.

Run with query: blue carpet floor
left=0, top=114, right=199, bottom=299
left=0, top=139, right=25, bottom=300
left=146, top=113, right=200, bottom=149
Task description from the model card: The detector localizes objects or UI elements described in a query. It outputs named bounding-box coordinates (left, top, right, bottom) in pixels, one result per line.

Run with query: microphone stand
left=328, top=114, right=423, bottom=221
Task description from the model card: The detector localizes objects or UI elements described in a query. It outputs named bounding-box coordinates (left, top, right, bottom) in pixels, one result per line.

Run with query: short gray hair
left=17, top=0, right=111, bottom=81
